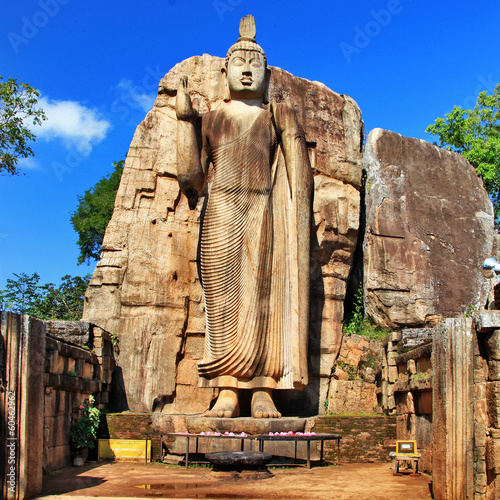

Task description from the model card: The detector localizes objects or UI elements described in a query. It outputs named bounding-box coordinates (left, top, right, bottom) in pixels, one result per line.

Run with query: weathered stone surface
left=326, top=379, right=378, bottom=414
left=489, top=360, right=500, bottom=381
left=363, top=367, right=376, bottom=383
left=335, top=334, right=384, bottom=372
left=363, top=128, right=495, bottom=328
left=487, top=382, right=500, bottom=428
left=476, top=311, right=500, bottom=333
left=83, top=54, right=363, bottom=413
left=401, top=328, right=433, bottom=349
left=486, top=437, right=500, bottom=474
left=487, top=331, right=500, bottom=361
left=1, top=313, right=45, bottom=498
left=432, top=318, right=474, bottom=499
left=185, top=417, right=306, bottom=435
left=45, top=321, right=91, bottom=346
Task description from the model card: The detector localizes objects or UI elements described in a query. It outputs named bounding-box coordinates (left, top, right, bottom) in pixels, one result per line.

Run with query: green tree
left=0, top=272, right=91, bottom=320
left=426, top=84, right=500, bottom=225
left=0, top=76, right=46, bottom=175
left=71, top=160, right=124, bottom=264
left=34, top=274, right=91, bottom=320
left=0, top=272, right=41, bottom=314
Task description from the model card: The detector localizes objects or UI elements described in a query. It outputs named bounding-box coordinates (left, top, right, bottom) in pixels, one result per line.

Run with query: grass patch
left=343, top=286, right=391, bottom=341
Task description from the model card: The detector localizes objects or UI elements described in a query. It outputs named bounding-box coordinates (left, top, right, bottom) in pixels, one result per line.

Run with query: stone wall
left=475, top=310, right=500, bottom=499
left=106, top=413, right=163, bottom=461
left=312, top=416, right=396, bottom=463
left=0, top=312, right=44, bottom=500
left=106, top=413, right=396, bottom=465
left=374, top=310, right=500, bottom=496
left=392, top=342, right=433, bottom=472
left=324, top=333, right=384, bottom=415
left=1, top=311, right=115, bottom=497
left=43, top=327, right=114, bottom=472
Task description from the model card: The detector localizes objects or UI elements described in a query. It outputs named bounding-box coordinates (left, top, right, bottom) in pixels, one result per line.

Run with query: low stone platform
left=184, top=416, right=309, bottom=434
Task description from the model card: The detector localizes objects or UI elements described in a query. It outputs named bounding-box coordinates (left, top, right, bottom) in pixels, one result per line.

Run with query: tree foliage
left=0, top=272, right=91, bottom=321
left=0, top=75, right=46, bottom=175
left=70, top=160, right=124, bottom=264
left=426, top=84, right=500, bottom=224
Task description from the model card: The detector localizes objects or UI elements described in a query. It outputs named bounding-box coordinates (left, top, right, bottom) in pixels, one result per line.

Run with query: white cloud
left=115, top=79, right=156, bottom=112
left=17, top=156, right=41, bottom=171
left=36, top=97, right=111, bottom=155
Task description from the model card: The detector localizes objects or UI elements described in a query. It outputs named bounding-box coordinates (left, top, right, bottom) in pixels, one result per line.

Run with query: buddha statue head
left=223, top=15, right=270, bottom=103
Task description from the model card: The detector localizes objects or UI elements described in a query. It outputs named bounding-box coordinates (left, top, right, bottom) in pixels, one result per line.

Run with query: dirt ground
left=34, top=461, right=433, bottom=500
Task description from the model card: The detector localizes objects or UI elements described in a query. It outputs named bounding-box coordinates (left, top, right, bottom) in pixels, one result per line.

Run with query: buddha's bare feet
left=251, top=389, right=281, bottom=418
left=206, top=388, right=240, bottom=418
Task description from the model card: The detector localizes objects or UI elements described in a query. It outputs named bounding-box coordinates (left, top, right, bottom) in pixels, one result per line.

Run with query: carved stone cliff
left=83, top=54, right=363, bottom=413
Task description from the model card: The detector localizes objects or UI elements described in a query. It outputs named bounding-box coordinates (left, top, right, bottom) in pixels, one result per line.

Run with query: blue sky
left=1, top=0, right=499, bottom=289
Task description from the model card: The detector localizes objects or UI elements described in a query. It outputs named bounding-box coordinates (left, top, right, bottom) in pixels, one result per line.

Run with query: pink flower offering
left=267, top=431, right=317, bottom=436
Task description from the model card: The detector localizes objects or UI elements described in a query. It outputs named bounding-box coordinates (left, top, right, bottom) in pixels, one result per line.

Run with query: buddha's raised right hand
left=176, top=76, right=199, bottom=121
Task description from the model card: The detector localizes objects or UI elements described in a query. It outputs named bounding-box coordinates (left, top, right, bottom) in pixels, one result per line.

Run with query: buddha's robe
left=195, top=106, right=310, bottom=390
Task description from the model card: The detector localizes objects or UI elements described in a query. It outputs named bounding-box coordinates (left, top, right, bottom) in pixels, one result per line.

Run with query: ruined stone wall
left=392, top=342, right=433, bottom=473
left=376, top=310, right=500, bottom=495
left=475, top=310, right=500, bottom=499
left=0, top=312, right=115, bottom=484
left=1, top=312, right=44, bottom=500
left=324, top=334, right=384, bottom=415
left=83, top=54, right=364, bottom=415
left=43, top=327, right=114, bottom=472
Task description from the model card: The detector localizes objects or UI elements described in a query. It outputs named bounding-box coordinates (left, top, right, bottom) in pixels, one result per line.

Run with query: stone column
left=432, top=318, right=474, bottom=500
left=1, top=312, right=45, bottom=500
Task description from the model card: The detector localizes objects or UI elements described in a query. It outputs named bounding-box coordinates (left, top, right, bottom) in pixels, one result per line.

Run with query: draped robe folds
left=192, top=106, right=311, bottom=390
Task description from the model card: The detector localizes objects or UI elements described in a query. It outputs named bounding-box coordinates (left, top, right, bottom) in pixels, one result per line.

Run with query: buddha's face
left=226, top=50, right=267, bottom=100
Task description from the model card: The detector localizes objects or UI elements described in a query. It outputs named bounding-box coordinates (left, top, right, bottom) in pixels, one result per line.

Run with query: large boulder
left=363, top=128, right=495, bottom=328
left=83, top=55, right=363, bottom=413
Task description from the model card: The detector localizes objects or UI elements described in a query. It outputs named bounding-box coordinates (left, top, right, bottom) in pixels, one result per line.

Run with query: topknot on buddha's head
left=225, top=15, right=267, bottom=67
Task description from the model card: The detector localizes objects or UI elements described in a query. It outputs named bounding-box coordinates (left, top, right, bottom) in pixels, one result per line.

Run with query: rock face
left=83, top=55, right=363, bottom=413
left=364, top=128, right=495, bottom=329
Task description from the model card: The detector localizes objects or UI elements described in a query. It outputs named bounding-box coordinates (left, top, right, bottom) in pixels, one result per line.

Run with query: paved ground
left=34, top=462, right=433, bottom=500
